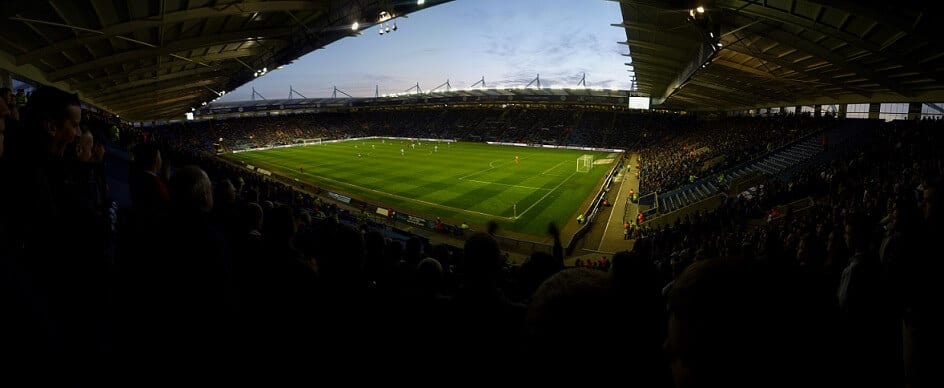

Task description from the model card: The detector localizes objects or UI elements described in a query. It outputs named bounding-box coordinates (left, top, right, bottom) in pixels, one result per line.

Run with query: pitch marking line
left=599, top=165, right=629, bottom=251
left=462, top=179, right=553, bottom=191
left=459, top=152, right=538, bottom=181
left=246, top=159, right=517, bottom=220
left=540, top=160, right=569, bottom=176
left=513, top=171, right=577, bottom=220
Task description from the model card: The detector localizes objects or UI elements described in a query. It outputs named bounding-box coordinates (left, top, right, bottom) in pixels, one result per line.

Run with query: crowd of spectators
left=140, top=107, right=692, bottom=156
left=631, top=117, right=943, bottom=387
left=637, top=115, right=833, bottom=194
left=2, top=85, right=943, bottom=386
left=146, top=109, right=834, bottom=198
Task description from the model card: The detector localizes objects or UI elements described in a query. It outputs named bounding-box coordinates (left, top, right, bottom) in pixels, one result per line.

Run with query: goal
left=296, top=138, right=323, bottom=146
left=577, top=155, right=594, bottom=173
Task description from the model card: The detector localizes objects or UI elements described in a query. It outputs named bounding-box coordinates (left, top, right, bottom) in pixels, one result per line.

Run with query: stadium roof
left=0, top=0, right=451, bottom=121
left=194, top=87, right=636, bottom=119
left=616, top=0, right=944, bottom=111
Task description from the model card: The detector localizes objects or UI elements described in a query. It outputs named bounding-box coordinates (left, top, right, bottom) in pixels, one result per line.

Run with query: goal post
left=296, top=138, right=323, bottom=146
left=577, top=154, right=594, bottom=173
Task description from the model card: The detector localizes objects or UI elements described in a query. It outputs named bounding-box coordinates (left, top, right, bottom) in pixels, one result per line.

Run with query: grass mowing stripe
left=226, top=140, right=612, bottom=236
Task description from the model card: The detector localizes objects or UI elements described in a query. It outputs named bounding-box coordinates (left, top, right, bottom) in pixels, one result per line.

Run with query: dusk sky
left=218, top=0, right=631, bottom=102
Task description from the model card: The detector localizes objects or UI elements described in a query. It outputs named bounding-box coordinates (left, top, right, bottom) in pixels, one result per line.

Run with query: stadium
left=1, top=0, right=943, bottom=384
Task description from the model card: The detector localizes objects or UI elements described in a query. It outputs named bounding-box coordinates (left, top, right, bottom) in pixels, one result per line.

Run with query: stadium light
left=351, top=21, right=360, bottom=31
left=417, top=0, right=425, bottom=5
left=696, top=6, right=705, bottom=13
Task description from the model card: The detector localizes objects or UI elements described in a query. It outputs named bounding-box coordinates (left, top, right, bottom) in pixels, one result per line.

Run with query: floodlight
left=418, top=0, right=425, bottom=5
left=696, top=6, right=705, bottom=13
left=351, top=21, right=360, bottom=31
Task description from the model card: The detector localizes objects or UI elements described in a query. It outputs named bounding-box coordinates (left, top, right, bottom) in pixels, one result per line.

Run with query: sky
left=217, top=0, right=630, bottom=102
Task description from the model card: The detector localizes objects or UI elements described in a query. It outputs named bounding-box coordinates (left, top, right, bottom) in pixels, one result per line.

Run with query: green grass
left=224, top=139, right=614, bottom=237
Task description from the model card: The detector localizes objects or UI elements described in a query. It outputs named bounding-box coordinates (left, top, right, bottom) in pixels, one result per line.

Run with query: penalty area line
left=243, top=158, right=516, bottom=221
left=462, top=179, right=553, bottom=191
left=514, top=171, right=577, bottom=219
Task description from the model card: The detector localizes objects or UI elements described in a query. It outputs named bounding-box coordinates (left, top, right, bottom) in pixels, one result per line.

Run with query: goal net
left=295, top=138, right=323, bottom=145
left=577, top=155, right=594, bottom=173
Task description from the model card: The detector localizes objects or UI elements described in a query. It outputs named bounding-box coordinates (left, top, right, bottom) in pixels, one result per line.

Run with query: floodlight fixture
left=418, top=0, right=425, bottom=5
left=351, top=21, right=360, bottom=31
left=696, top=6, right=705, bottom=13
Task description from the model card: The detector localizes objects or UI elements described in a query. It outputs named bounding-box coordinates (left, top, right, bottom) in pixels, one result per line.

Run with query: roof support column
left=908, top=102, right=923, bottom=120
left=869, top=103, right=881, bottom=120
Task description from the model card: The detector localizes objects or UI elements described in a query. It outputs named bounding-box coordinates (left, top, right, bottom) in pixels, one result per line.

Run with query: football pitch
left=224, top=139, right=614, bottom=236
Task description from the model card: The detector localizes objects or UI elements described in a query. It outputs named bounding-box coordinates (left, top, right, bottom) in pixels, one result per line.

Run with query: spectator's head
left=133, top=142, right=162, bottom=174
left=295, top=208, right=311, bottom=229
left=666, top=258, right=810, bottom=388
left=240, top=202, right=263, bottom=233
left=213, top=178, right=236, bottom=209
left=415, top=257, right=443, bottom=292
left=21, top=86, right=81, bottom=157
left=526, top=268, right=632, bottom=372
left=462, top=232, right=502, bottom=285
left=74, top=129, right=94, bottom=162
left=169, top=165, right=213, bottom=213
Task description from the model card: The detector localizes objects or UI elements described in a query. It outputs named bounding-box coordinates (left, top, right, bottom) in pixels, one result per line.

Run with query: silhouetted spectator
left=666, top=258, right=831, bottom=388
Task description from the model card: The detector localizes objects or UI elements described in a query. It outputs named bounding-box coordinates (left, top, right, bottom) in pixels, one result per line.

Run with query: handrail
left=642, top=193, right=725, bottom=225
